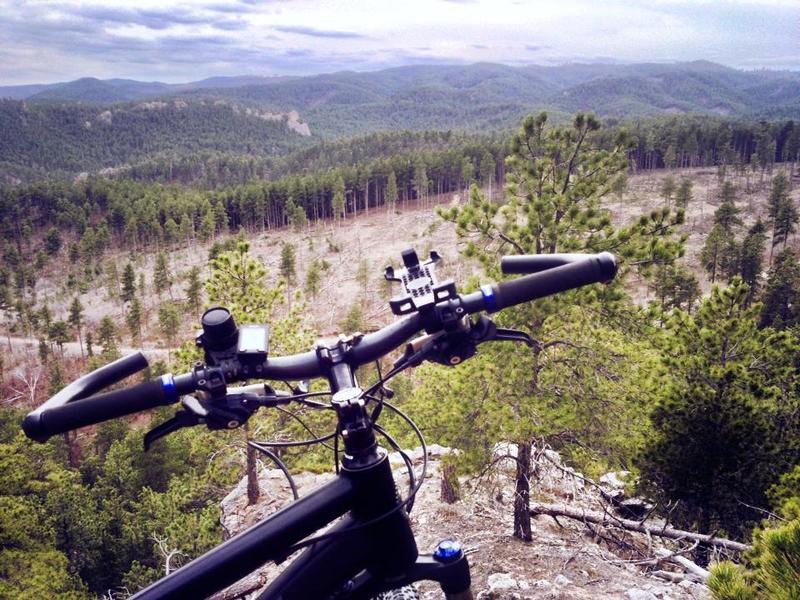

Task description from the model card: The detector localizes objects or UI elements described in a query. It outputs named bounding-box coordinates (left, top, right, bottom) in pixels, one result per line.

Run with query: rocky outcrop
left=214, top=445, right=708, bottom=600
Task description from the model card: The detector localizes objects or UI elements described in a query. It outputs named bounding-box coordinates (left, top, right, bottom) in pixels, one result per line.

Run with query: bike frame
left=131, top=364, right=473, bottom=600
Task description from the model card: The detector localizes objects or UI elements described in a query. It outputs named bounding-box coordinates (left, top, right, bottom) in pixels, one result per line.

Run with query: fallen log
left=651, top=570, right=703, bottom=584
left=530, top=502, right=751, bottom=554
left=655, top=548, right=709, bottom=582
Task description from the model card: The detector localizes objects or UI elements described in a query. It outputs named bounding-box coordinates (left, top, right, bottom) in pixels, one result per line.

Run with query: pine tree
left=44, top=227, right=62, bottom=256
left=184, top=267, right=202, bottom=317
left=105, top=260, right=120, bottom=300
left=660, top=175, right=676, bottom=206
left=759, top=248, right=800, bottom=329
left=767, top=173, right=797, bottom=256
left=332, top=176, right=345, bottom=225
left=205, top=241, right=314, bottom=506
left=84, top=330, right=93, bottom=357
left=153, top=253, right=173, bottom=298
left=121, top=263, right=136, bottom=304
left=772, top=197, right=798, bottom=253
left=158, top=303, right=180, bottom=363
left=639, top=279, right=797, bottom=541
left=739, top=219, right=767, bottom=304
left=340, top=303, right=363, bottom=333
left=126, top=298, right=143, bottom=345
left=440, top=112, right=685, bottom=541
left=413, top=160, right=428, bottom=205
left=701, top=224, right=727, bottom=284
left=304, top=260, right=321, bottom=299
left=386, top=170, right=398, bottom=216
left=675, top=178, right=693, bottom=209
left=714, top=182, right=742, bottom=231
left=768, top=173, right=789, bottom=222
left=279, top=242, right=296, bottom=287
left=67, top=296, right=85, bottom=358
left=654, top=263, right=700, bottom=313
left=48, top=321, right=70, bottom=358
left=97, top=316, right=119, bottom=359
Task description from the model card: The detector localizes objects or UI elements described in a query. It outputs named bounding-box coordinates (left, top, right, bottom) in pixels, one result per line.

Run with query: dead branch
left=655, top=548, right=709, bottom=582
left=151, top=534, right=186, bottom=576
left=530, top=502, right=751, bottom=554
left=651, top=570, right=704, bottom=584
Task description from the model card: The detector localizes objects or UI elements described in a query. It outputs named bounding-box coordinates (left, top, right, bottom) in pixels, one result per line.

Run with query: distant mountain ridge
left=0, top=74, right=294, bottom=103
left=1, top=61, right=798, bottom=182
left=4, top=61, right=798, bottom=113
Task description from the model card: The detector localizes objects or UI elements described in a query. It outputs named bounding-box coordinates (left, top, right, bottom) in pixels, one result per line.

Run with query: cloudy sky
left=1, top=0, right=798, bottom=85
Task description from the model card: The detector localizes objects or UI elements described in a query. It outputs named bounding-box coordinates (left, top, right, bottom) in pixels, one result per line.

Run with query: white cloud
left=0, top=0, right=796, bottom=84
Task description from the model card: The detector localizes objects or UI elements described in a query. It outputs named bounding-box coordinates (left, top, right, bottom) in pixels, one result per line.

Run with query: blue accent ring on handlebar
left=480, top=284, right=497, bottom=313
left=160, top=373, right=177, bottom=402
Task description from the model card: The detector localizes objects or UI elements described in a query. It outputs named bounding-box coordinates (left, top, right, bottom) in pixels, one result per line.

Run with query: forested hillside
left=0, top=99, right=309, bottom=181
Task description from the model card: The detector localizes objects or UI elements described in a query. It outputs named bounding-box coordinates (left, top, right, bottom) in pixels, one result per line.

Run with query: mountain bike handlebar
left=22, top=251, right=616, bottom=443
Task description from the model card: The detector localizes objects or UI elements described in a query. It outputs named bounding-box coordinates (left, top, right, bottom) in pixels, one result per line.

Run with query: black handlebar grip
left=487, top=252, right=617, bottom=312
left=22, top=377, right=178, bottom=442
left=501, top=253, right=592, bottom=275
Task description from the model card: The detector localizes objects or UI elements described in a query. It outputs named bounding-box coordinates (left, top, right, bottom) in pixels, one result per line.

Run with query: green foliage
left=709, top=466, right=800, bottom=600
left=386, top=170, right=398, bottom=210
left=157, top=303, right=180, bottom=351
left=97, top=315, right=119, bottom=359
left=48, top=320, right=70, bottom=355
left=153, top=252, right=173, bottom=297
left=653, top=262, right=700, bottom=313
left=340, top=303, right=364, bottom=333
left=44, top=227, right=62, bottom=256
left=638, top=279, right=799, bottom=537
left=437, top=111, right=685, bottom=538
left=205, top=241, right=313, bottom=355
left=714, top=183, right=742, bottom=230
left=702, top=224, right=740, bottom=284
left=660, top=175, right=676, bottom=204
left=126, top=297, right=143, bottom=343
left=675, top=178, right=693, bottom=209
left=184, top=266, right=202, bottom=316
left=759, top=249, right=800, bottom=329
left=767, top=173, right=798, bottom=250
left=304, top=259, right=322, bottom=299
left=121, top=262, right=136, bottom=304
left=206, top=241, right=280, bottom=323
left=739, top=220, right=767, bottom=303
left=279, top=242, right=296, bottom=285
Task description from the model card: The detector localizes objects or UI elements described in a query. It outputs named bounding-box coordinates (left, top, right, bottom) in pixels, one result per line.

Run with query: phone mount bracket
left=385, top=249, right=457, bottom=316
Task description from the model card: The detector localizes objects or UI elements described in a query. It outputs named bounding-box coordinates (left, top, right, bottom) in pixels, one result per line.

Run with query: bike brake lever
left=491, top=328, right=535, bottom=347
left=144, top=409, right=200, bottom=451
left=471, top=315, right=534, bottom=347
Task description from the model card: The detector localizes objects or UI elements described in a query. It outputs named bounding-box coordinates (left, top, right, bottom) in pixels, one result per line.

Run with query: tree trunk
left=513, top=440, right=533, bottom=541
left=440, top=458, right=460, bottom=504
left=245, top=423, right=260, bottom=505
left=64, top=430, right=81, bottom=468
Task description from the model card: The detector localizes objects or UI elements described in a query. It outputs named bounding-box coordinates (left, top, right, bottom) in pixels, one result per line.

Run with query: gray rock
left=625, top=590, right=659, bottom=600
left=486, top=572, right=518, bottom=592
left=554, top=574, right=572, bottom=586
left=599, top=471, right=630, bottom=490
